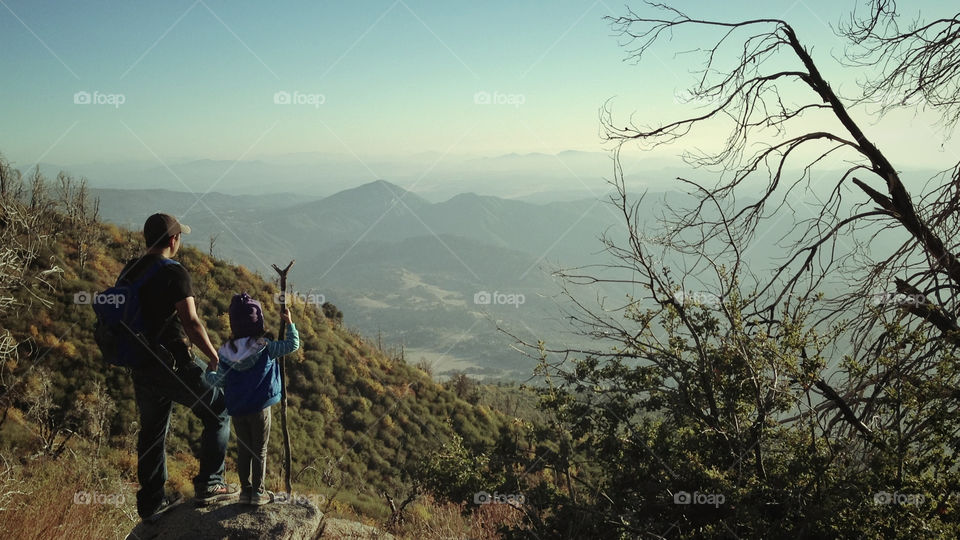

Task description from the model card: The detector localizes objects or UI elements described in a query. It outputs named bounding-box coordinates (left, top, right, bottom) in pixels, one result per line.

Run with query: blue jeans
left=132, top=354, right=230, bottom=518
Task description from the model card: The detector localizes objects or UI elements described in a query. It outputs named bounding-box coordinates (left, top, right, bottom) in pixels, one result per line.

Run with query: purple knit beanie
left=229, top=292, right=264, bottom=339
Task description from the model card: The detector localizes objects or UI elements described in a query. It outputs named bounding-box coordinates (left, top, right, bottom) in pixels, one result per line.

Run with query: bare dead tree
left=209, top=232, right=220, bottom=259
left=509, top=176, right=838, bottom=482
left=380, top=488, right=420, bottom=528
left=28, top=167, right=54, bottom=216
left=840, top=0, right=960, bottom=132
left=0, top=167, right=64, bottom=430
left=56, top=174, right=100, bottom=271
left=586, top=1, right=960, bottom=446
left=21, top=368, right=76, bottom=457
left=499, top=6, right=960, bottom=533
left=0, top=155, right=10, bottom=200
left=75, top=381, right=117, bottom=457
left=0, top=155, right=24, bottom=203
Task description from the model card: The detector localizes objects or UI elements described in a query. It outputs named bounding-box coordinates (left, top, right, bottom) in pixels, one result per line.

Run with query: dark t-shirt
left=119, top=254, right=193, bottom=352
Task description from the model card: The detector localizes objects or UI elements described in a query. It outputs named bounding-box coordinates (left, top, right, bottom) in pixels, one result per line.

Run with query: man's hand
left=281, top=307, right=293, bottom=325
left=175, top=296, right=219, bottom=364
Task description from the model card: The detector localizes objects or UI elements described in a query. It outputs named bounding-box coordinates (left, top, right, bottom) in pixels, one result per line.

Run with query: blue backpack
left=93, top=259, right=180, bottom=368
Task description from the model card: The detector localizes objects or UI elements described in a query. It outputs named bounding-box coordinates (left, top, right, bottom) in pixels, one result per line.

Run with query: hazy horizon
left=2, top=0, right=955, bottom=187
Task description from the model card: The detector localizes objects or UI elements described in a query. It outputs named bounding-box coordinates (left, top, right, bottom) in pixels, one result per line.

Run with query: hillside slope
left=0, top=185, right=529, bottom=524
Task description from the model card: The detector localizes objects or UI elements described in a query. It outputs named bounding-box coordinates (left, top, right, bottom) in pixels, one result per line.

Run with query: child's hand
left=281, top=307, right=293, bottom=325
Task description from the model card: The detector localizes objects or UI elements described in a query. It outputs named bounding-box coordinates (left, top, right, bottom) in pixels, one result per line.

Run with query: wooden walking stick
left=272, top=260, right=295, bottom=495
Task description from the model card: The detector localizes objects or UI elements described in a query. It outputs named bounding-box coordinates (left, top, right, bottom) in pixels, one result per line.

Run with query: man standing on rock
left=119, top=213, right=239, bottom=520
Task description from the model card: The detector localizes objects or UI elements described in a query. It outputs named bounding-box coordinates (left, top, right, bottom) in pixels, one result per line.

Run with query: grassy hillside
left=0, top=173, right=543, bottom=537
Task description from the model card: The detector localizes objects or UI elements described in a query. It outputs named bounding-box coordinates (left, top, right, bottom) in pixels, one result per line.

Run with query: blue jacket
left=206, top=323, right=300, bottom=417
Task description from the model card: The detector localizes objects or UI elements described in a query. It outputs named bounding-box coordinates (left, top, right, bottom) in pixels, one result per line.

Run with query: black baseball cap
left=144, top=213, right=191, bottom=248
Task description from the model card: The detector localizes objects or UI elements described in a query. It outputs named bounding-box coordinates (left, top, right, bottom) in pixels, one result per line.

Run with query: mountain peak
left=336, top=179, right=420, bottom=200
left=368, top=178, right=406, bottom=191
left=311, top=179, right=430, bottom=216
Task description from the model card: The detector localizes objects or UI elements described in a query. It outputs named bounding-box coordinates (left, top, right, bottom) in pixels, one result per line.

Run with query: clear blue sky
left=0, top=0, right=954, bottom=171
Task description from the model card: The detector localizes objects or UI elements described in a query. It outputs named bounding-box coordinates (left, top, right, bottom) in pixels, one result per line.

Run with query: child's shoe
left=249, top=487, right=276, bottom=506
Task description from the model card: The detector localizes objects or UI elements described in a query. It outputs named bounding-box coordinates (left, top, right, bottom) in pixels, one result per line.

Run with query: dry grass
left=0, top=447, right=138, bottom=540
left=0, top=412, right=528, bottom=540
left=388, top=494, right=528, bottom=539
left=0, top=445, right=529, bottom=540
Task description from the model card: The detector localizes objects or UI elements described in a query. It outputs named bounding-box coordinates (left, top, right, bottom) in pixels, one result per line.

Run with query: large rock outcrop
left=125, top=497, right=395, bottom=540
left=126, top=497, right=323, bottom=540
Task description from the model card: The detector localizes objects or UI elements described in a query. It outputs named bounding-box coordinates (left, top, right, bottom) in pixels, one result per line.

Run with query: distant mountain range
left=92, top=180, right=651, bottom=378
left=92, top=175, right=887, bottom=379
left=87, top=167, right=942, bottom=378
left=36, top=149, right=685, bottom=202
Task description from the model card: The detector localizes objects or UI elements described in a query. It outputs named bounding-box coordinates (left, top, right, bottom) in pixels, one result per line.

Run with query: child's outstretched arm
left=266, top=308, right=300, bottom=358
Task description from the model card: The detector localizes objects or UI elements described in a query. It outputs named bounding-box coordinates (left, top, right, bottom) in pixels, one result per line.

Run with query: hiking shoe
left=248, top=487, right=277, bottom=506
left=238, top=486, right=253, bottom=505
left=195, top=483, right=240, bottom=505
left=143, top=493, right=183, bottom=523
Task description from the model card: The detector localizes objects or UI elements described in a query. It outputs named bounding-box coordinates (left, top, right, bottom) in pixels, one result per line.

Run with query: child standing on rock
left=207, top=292, right=300, bottom=505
